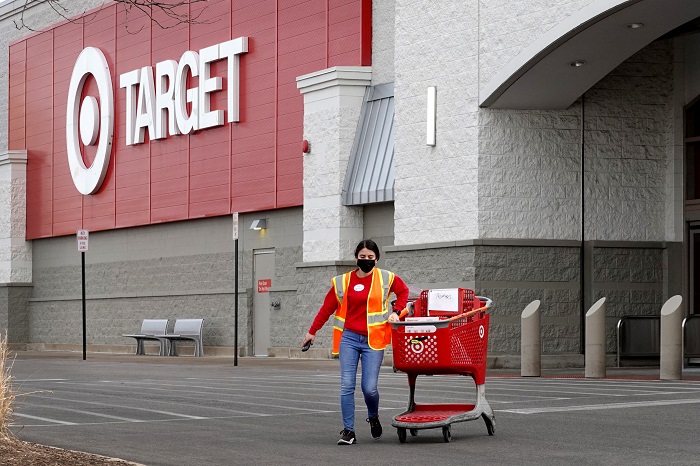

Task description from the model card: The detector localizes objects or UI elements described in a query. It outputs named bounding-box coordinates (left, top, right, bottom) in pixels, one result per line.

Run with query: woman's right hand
left=302, top=333, right=315, bottom=346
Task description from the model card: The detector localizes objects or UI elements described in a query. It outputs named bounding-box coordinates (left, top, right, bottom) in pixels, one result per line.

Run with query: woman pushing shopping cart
left=390, top=287, right=495, bottom=443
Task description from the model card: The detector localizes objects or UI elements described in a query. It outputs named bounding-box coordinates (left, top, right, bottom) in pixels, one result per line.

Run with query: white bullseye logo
left=410, top=341, right=424, bottom=354
left=66, top=47, right=114, bottom=195
left=479, top=325, right=485, bottom=339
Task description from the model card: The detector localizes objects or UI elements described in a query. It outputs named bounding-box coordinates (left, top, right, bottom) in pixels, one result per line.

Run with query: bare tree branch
left=13, top=0, right=211, bottom=32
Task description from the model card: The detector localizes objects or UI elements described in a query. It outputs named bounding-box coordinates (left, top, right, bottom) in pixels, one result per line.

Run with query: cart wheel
left=442, top=425, right=451, bottom=443
left=409, top=428, right=418, bottom=437
left=397, top=428, right=407, bottom=443
left=482, top=413, right=495, bottom=436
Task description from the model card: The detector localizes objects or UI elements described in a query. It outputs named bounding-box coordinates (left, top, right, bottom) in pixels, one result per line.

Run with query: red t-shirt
left=309, top=271, right=409, bottom=336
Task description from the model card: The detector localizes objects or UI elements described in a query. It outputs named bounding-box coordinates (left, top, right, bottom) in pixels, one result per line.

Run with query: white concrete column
left=660, top=295, right=683, bottom=380
left=521, top=300, right=541, bottom=377
left=0, top=150, right=31, bottom=283
left=296, top=67, right=371, bottom=262
left=585, top=297, right=606, bottom=378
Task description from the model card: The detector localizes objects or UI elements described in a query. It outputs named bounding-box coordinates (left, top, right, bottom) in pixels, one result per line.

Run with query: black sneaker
left=337, top=429, right=356, bottom=445
left=367, top=417, right=382, bottom=439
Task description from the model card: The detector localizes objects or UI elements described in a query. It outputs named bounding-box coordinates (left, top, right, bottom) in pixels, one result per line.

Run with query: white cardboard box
left=404, top=316, right=441, bottom=333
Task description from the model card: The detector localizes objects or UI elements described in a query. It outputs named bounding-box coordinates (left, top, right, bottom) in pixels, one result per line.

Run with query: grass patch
left=0, top=331, right=17, bottom=441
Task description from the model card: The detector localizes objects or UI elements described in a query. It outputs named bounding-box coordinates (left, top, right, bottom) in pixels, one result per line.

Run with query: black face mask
left=356, top=259, right=376, bottom=273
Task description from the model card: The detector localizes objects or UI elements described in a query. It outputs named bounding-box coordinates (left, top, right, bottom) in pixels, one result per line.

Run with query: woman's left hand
left=388, top=312, right=400, bottom=323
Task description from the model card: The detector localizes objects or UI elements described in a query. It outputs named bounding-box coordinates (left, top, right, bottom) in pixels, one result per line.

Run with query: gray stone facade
left=0, top=283, right=32, bottom=348
left=380, top=241, right=670, bottom=357
left=23, top=210, right=304, bottom=356
left=591, top=244, right=667, bottom=353
left=385, top=242, right=581, bottom=355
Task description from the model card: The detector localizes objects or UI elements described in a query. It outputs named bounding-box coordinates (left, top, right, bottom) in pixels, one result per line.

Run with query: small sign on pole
left=76, top=229, right=89, bottom=361
left=77, top=229, right=89, bottom=252
left=232, top=212, right=239, bottom=240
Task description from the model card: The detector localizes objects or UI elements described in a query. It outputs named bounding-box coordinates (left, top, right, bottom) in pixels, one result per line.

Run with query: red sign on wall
left=257, top=279, right=271, bottom=293
left=9, top=0, right=372, bottom=240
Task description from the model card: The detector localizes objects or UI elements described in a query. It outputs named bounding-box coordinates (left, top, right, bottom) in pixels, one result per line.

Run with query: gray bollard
left=585, top=297, right=607, bottom=378
left=660, top=295, right=683, bottom=381
left=521, top=300, right=541, bottom=377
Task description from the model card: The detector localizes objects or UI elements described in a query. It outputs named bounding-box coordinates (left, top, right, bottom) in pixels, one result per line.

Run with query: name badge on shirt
left=353, top=284, right=365, bottom=292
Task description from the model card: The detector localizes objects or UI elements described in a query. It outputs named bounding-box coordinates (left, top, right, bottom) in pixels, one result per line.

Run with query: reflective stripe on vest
left=331, top=273, right=351, bottom=332
left=331, top=268, right=395, bottom=353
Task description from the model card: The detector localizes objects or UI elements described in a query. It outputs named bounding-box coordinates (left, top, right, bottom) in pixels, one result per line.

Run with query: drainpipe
left=580, top=94, right=586, bottom=353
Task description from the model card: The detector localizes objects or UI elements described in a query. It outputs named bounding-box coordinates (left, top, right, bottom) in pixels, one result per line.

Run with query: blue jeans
left=338, top=330, right=384, bottom=431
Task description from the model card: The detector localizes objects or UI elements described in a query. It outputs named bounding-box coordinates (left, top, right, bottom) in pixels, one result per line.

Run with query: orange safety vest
left=331, top=267, right=395, bottom=354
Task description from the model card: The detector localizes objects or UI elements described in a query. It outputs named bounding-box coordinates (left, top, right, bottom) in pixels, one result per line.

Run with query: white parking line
left=27, top=394, right=206, bottom=420
left=27, top=404, right=141, bottom=422
left=83, top=380, right=342, bottom=409
left=17, top=379, right=68, bottom=383
left=498, top=398, right=700, bottom=414
left=13, top=413, right=76, bottom=425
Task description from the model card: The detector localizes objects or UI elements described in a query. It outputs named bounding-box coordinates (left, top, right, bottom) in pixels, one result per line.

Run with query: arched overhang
left=479, top=0, right=700, bottom=110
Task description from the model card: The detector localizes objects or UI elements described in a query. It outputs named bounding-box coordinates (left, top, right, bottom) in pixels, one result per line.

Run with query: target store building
left=1, top=0, right=699, bottom=365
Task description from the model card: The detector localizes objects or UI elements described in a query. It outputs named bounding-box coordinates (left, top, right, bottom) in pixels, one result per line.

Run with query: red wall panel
left=10, top=0, right=371, bottom=239
left=24, top=31, right=54, bottom=239
left=51, top=21, right=83, bottom=237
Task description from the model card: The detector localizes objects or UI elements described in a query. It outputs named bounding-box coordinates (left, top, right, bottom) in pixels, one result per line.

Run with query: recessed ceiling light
left=569, top=60, right=586, bottom=67
left=626, top=23, right=644, bottom=29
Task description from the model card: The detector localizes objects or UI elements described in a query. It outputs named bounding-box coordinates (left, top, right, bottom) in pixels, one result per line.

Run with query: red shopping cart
left=390, top=288, right=494, bottom=443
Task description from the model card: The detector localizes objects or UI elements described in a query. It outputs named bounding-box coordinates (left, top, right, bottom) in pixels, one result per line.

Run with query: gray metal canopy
left=342, top=83, right=395, bottom=206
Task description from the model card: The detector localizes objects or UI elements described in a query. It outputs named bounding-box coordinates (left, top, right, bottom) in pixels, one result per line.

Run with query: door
left=253, top=249, right=275, bottom=356
left=690, top=225, right=700, bottom=315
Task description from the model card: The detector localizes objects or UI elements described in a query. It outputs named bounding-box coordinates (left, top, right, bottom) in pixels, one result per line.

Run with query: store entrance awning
left=342, top=83, right=395, bottom=206
left=480, top=0, right=700, bottom=110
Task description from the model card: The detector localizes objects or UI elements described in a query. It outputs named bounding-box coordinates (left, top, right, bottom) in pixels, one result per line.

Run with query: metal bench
left=163, top=319, right=205, bottom=357
left=122, top=319, right=169, bottom=355
left=616, top=315, right=660, bottom=367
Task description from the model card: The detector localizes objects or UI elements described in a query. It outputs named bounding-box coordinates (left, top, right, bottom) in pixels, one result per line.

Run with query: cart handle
left=476, top=296, right=493, bottom=310
left=446, top=297, right=492, bottom=321
left=395, top=296, right=491, bottom=319
left=391, top=296, right=492, bottom=328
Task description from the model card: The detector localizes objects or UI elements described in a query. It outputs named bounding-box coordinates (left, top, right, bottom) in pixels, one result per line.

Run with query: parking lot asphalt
left=7, top=352, right=700, bottom=465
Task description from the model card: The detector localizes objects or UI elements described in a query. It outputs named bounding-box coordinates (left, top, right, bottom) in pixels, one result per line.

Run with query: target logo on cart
left=403, top=335, right=438, bottom=365
left=410, top=337, right=426, bottom=354
left=479, top=325, right=485, bottom=339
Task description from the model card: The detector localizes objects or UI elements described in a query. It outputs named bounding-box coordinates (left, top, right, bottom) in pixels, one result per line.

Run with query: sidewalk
left=11, top=350, right=700, bottom=380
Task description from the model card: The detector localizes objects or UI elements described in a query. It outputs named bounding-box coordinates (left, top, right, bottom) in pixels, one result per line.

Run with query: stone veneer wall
left=393, top=0, right=480, bottom=245
left=281, top=262, right=357, bottom=358
left=27, top=252, right=242, bottom=353
left=477, top=40, right=675, bottom=243
left=371, top=0, right=394, bottom=86
left=0, top=284, right=33, bottom=348
left=25, top=211, right=303, bottom=355
left=591, top=245, right=666, bottom=353
left=384, top=242, right=668, bottom=357
left=385, top=242, right=581, bottom=354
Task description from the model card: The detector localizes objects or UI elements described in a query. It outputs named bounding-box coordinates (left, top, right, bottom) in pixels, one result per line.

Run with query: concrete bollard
left=585, top=297, right=606, bottom=378
left=521, top=300, right=541, bottom=377
left=660, top=295, right=683, bottom=381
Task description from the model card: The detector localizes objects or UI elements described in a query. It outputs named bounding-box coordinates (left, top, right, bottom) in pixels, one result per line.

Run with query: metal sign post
left=77, top=229, right=89, bottom=360
left=232, top=213, right=239, bottom=367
